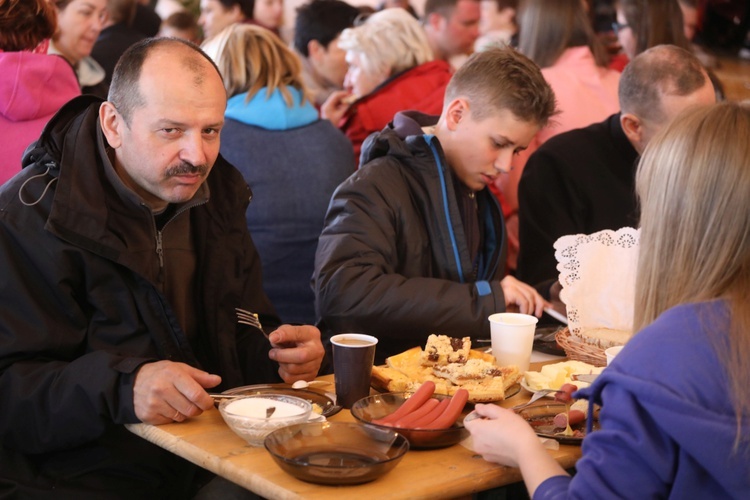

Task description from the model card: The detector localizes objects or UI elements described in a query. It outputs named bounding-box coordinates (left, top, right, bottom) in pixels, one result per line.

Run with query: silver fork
left=511, top=389, right=563, bottom=410
left=235, top=308, right=269, bottom=339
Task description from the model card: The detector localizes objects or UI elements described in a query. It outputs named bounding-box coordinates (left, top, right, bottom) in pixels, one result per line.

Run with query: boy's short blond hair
left=445, top=47, right=557, bottom=127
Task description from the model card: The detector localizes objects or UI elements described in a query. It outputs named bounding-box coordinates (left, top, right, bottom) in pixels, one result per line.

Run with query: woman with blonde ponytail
left=213, top=24, right=353, bottom=325
left=634, top=101, right=750, bottom=445
left=466, top=101, right=750, bottom=498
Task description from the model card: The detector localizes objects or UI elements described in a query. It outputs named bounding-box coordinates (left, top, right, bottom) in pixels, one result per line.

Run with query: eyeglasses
left=612, top=21, right=630, bottom=35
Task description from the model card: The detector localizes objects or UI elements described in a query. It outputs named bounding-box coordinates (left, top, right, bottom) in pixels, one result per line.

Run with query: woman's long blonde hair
left=635, top=101, right=750, bottom=440
left=215, top=24, right=307, bottom=106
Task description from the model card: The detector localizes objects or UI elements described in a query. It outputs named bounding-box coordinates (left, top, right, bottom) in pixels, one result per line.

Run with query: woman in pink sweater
left=0, top=0, right=80, bottom=186
left=494, top=0, right=620, bottom=269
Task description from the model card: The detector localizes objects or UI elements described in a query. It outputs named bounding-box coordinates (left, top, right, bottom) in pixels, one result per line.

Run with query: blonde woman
left=466, top=101, right=750, bottom=497
left=214, top=24, right=353, bottom=324
left=321, top=8, right=452, bottom=163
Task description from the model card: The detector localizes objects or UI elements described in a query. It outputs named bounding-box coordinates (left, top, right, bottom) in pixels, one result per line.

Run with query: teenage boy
left=313, top=48, right=557, bottom=363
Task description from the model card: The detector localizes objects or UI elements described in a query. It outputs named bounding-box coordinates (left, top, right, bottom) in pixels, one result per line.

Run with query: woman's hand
left=321, top=90, right=354, bottom=125
left=465, top=403, right=541, bottom=466
left=500, top=275, right=548, bottom=317
left=465, top=403, right=569, bottom=495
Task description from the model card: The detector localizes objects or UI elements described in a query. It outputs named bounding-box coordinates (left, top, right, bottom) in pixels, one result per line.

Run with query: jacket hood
left=0, top=52, right=80, bottom=123
left=225, top=87, right=318, bottom=131
left=360, top=111, right=440, bottom=166
left=22, top=94, right=101, bottom=170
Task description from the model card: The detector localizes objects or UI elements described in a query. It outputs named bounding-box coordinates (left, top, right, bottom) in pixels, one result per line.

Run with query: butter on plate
left=524, top=360, right=604, bottom=391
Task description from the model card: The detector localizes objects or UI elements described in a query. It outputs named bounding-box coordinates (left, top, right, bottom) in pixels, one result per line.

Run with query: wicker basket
left=555, top=327, right=607, bottom=367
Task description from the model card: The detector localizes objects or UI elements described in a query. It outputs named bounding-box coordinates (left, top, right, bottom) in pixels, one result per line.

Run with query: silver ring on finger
left=173, top=410, right=181, bottom=421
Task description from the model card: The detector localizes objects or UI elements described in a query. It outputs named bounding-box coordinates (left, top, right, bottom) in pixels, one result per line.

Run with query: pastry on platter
left=370, top=337, right=521, bottom=403
left=420, top=334, right=471, bottom=366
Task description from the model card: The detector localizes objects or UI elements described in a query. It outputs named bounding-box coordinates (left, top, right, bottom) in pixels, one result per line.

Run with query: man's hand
left=133, top=361, right=221, bottom=424
left=267, top=325, right=324, bottom=383
left=548, top=280, right=567, bottom=318
left=500, top=275, right=549, bottom=317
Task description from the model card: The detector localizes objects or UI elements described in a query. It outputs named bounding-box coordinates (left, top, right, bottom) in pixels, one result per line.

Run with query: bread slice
left=420, top=334, right=471, bottom=366
left=371, top=341, right=520, bottom=403
left=572, top=327, right=630, bottom=350
left=468, top=349, right=497, bottom=364
left=370, top=364, right=411, bottom=393
left=432, top=359, right=505, bottom=386
left=430, top=360, right=519, bottom=402
left=459, top=377, right=508, bottom=403
left=498, top=364, right=522, bottom=391
left=387, top=346, right=433, bottom=379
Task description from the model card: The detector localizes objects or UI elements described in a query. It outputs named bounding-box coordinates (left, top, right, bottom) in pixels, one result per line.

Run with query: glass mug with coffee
left=330, top=334, right=378, bottom=408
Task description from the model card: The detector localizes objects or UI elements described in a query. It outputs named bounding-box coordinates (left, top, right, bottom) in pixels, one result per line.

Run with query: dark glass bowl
left=350, top=392, right=469, bottom=449
left=264, top=422, right=409, bottom=485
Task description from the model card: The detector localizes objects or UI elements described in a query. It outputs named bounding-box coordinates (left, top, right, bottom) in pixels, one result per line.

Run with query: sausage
left=553, top=409, right=585, bottom=428
left=393, top=398, right=441, bottom=428
left=373, top=381, right=436, bottom=425
left=412, top=398, right=451, bottom=429
left=426, top=388, right=469, bottom=429
left=554, top=383, right=578, bottom=403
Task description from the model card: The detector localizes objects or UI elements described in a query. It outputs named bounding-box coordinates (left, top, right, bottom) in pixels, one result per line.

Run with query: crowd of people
left=0, top=0, right=748, bottom=497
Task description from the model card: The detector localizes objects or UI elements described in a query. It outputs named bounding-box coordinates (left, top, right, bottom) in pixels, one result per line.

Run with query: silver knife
left=571, top=373, right=598, bottom=383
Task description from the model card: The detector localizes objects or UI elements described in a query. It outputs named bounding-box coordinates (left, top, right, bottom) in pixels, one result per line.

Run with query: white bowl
left=219, top=394, right=313, bottom=446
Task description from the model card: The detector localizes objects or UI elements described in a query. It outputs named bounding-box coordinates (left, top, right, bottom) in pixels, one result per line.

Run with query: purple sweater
left=535, top=301, right=750, bottom=499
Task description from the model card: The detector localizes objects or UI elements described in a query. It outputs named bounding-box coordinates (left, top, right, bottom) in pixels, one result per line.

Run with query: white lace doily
left=554, top=227, right=640, bottom=337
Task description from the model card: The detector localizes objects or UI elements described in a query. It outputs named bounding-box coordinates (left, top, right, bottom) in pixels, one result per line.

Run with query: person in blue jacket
left=466, top=101, right=750, bottom=499
left=215, top=24, right=354, bottom=324
left=312, top=48, right=556, bottom=363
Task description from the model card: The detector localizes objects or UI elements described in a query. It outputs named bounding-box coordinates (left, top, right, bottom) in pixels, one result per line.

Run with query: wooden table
left=126, top=365, right=582, bottom=499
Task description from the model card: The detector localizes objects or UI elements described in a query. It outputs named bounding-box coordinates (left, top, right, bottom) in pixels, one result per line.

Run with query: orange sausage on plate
left=427, top=388, right=469, bottom=429
left=553, top=409, right=585, bottom=428
left=373, top=381, right=436, bottom=425
left=554, top=383, right=578, bottom=403
left=393, top=398, right=440, bottom=428
left=413, top=398, right=451, bottom=428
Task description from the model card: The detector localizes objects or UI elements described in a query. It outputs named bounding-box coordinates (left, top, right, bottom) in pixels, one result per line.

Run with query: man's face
left=637, top=79, right=716, bottom=153
left=101, top=50, right=227, bottom=211
left=442, top=101, right=539, bottom=192
left=198, top=0, right=244, bottom=40
left=435, top=0, right=481, bottom=58
left=311, top=35, right=349, bottom=88
left=615, top=8, right=636, bottom=59
left=253, top=0, right=284, bottom=30
left=679, top=3, right=699, bottom=41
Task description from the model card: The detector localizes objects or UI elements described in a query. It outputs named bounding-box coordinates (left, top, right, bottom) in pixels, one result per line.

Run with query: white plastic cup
left=488, top=313, right=538, bottom=372
left=605, top=345, right=624, bottom=366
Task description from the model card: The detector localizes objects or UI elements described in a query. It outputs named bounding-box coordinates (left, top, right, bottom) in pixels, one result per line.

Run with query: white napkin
left=554, top=228, right=640, bottom=338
